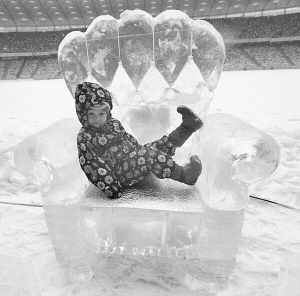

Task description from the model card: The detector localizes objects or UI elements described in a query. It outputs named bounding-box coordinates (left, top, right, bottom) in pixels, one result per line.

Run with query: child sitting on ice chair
left=75, top=82, right=203, bottom=199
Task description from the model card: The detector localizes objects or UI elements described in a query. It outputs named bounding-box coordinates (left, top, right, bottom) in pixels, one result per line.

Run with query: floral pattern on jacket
left=75, top=82, right=177, bottom=199
left=77, top=118, right=141, bottom=198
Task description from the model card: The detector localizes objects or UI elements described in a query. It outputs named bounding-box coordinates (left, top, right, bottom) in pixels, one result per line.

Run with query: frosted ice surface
left=82, top=173, right=202, bottom=212
left=193, top=113, right=281, bottom=210
left=81, top=174, right=204, bottom=254
left=119, top=10, right=153, bottom=88
left=85, top=15, right=119, bottom=89
left=14, top=118, right=88, bottom=205
left=14, top=119, right=98, bottom=280
left=58, top=9, right=225, bottom=148
left=58, top=31, right=89, bottom=96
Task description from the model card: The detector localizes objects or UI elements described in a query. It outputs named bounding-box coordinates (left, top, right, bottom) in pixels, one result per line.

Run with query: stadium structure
left=0, top=0, right=300, bottom=80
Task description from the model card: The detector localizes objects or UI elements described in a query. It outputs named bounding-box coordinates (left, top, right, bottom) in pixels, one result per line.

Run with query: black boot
left=169, top=105, right=203, bottom=147
left=170, top=155, right=202, bottom=185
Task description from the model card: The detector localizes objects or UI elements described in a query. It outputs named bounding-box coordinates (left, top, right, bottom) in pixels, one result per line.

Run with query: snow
left=0, top=69, right=300, bottom=295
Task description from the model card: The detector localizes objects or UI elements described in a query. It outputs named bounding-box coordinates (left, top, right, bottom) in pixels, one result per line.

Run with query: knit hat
left=75, top=82, right=113, bottom=127
left=75, top=82, right=113, bottom=110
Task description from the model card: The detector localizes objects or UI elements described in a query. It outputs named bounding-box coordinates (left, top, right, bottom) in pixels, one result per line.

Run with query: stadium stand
left=273, top=13, right=300, bottom=37
left=203, top=14, right=300, bottom=39
left=1, top=14, right=300, bottom=55
left=5, top=58, right=24, bottom=79
left=211, top=14, right=300, bottom=39
left=203, top=18, right=243, bottom=40
left=19, top=57, right=40, bottom=79
left=240, top=17, right=274, bottom=39
left=242, top=43, right=293, bottom=69
left=0, top=31, right=71, bottom=54
left=31, top=56, right=60, bottom=80
left=0, top=59, right=6, bottom=79
left=279, top=42, right=300, bottom=67
left=223, top=46, right=261, bottom=71
left=0, top=13, right=300, bottom=80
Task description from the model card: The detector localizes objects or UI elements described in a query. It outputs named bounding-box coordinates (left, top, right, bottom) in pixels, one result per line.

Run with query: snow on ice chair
left=14, top=10, right=280, bottom=288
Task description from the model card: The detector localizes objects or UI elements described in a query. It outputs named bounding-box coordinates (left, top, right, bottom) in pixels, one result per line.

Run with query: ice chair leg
left=43, top=204, right=97, bottom=283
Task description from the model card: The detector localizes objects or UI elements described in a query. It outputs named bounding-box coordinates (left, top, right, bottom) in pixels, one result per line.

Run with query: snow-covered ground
left=0, top=69, right=300, bottom=296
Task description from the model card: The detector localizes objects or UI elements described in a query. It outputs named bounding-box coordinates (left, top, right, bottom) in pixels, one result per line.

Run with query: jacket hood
left=75, top=82, right=113, bottom=128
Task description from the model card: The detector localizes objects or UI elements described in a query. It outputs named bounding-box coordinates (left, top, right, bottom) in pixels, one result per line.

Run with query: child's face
left=87, top=107, right=107, bottom=128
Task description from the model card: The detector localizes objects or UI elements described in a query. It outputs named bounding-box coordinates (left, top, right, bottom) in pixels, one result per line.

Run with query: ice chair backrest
left=58, top=10, right=225, bottom=147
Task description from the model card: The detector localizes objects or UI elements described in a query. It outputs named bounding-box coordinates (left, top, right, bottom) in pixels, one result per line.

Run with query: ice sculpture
left=193, top=113, right=280, bottom=210
left=14, top=10, right=280, bottom=289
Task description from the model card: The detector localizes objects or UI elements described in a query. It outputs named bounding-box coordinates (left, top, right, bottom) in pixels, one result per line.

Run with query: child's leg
left=116, top=146, right=175, bottom=188
left=143, top=135, right=177, bottom=156
left=116, top=145, right=201, bottom=187
left=115, top=106, right=203, bottom=188
left=168, top=105, right=203, bottom=147
left=144, top=106, right=203, bottom=155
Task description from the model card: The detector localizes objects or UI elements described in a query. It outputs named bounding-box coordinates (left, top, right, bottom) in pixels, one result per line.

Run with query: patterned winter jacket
left=77, top=117, right=141, bottom=199
left=75, top=82, right=148, bottom=198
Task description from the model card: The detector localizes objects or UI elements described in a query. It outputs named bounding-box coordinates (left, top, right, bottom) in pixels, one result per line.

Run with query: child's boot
left=169, top=105, right=203, bottom=147
left=170, top=155, right=202, bottom=185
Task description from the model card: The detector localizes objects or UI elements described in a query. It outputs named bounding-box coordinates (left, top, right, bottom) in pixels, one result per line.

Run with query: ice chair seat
left=81, top=172, right=203, bottom=252
left=82, top=173, right=202, bottom=211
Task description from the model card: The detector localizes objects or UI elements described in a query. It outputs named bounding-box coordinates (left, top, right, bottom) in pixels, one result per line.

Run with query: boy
left=75, top=82, right=203, bottom=199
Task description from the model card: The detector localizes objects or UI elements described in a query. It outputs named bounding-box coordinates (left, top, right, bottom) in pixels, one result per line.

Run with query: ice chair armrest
left=14, top=118, right=87, bottom=204
left=194, top=113, right=280, bottom=210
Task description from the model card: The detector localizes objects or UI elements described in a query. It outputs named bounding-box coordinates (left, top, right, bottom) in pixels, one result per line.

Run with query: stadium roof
left=0, top=0, right=300, bottom=32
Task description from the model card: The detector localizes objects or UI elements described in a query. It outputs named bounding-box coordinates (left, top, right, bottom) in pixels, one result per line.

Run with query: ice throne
left=14, top=10, right=280, bottom=288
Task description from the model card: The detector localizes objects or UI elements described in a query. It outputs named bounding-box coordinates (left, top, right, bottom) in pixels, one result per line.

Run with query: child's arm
left=94, top=119, right=140, bottom=149
left=77, top=130, right=123, bottom=199
left=123, top=131, right=140, bottom=146
left=116, top=120, right=141, bottom=147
